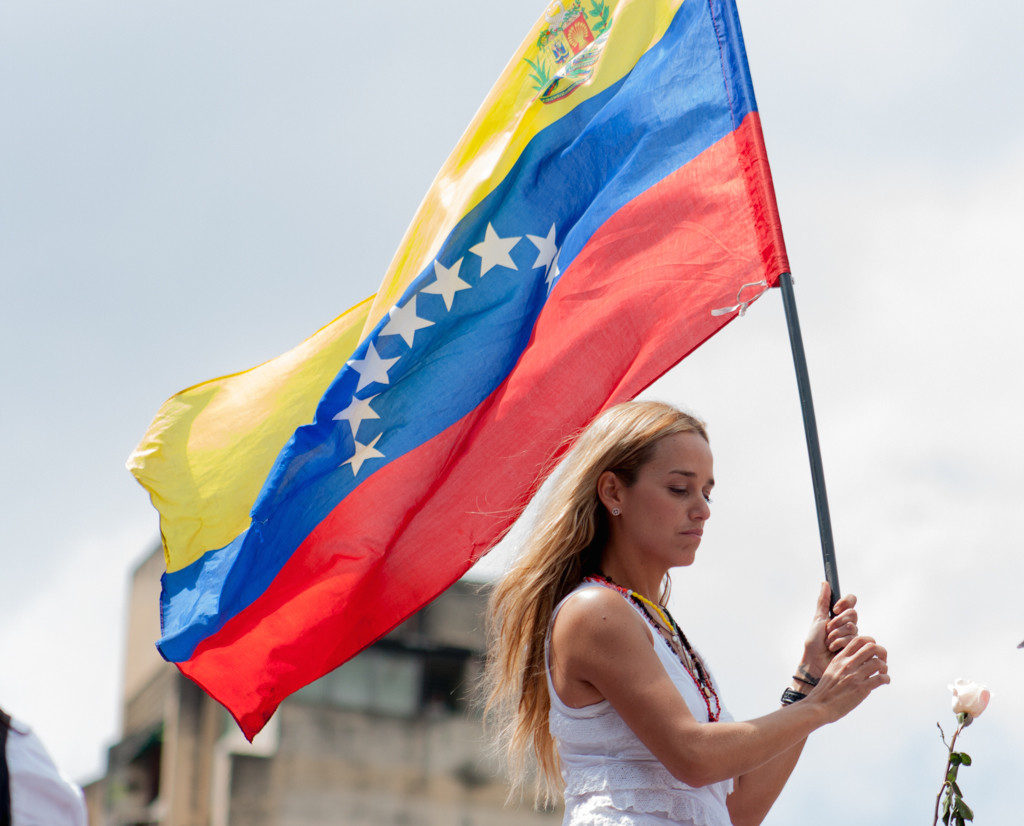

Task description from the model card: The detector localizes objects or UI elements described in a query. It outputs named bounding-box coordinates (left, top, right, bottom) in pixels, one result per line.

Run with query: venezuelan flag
left=129, top=0, right=789, bottom=739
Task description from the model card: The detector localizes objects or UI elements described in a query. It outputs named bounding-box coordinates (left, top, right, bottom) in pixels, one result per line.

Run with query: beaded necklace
left=583, top=574, right=722, bottom=722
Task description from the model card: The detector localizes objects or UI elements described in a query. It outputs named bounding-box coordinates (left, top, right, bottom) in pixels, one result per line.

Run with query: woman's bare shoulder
left=553, top=585, right=652, bottom=649
left=558, top=584, right=631, bottom=622
left=550, top=585, right=655, bottom=708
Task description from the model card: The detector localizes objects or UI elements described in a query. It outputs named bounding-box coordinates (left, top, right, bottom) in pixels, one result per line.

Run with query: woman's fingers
left=828, top=604, right=858, bottom=628
left=825, top=600, right=859, bottom=652
left=813, top=636, right=890, bottom=721
left=831, top=593, right=857, bottom=614
left=839, top=635, right=884, bottom=663
left=854, top=651, right=890, bottom=688
left=826, top=619, right=858, bottom=652
left=837, top=638, right=890, bottom=692
left=827, top=636, right=888, bottom=684
left=813, top=585, right=857, bottom=620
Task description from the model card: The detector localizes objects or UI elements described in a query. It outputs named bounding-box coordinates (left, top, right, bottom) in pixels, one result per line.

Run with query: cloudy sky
left=2, top=1, right=1022, bottom=823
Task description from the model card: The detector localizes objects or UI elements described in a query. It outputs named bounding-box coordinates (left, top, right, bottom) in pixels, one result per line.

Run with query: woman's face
left=607, top=431, right=714, bottom=570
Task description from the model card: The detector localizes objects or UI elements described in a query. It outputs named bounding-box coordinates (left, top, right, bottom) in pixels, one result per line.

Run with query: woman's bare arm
left=549, top=588, right=888, bottom=790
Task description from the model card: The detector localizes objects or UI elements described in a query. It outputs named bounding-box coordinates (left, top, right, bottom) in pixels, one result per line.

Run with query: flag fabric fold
left=129, top=0, right=789, bottom=739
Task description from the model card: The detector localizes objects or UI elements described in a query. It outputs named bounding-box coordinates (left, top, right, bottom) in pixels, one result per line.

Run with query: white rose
left=948, top=679, right=991, bottom=719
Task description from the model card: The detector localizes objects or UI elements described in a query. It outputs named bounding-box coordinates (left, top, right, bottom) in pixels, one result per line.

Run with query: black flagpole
left=777, top=272, right=841, bottom=613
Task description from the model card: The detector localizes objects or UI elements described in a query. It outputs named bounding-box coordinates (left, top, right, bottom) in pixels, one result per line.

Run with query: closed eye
left=670, top=486, right=711, bottom=503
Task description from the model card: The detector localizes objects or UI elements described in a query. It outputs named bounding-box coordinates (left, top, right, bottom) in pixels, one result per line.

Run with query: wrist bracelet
left=793, top=672, right=820, bottom=687
left=781, top=687, right=808, bottom=705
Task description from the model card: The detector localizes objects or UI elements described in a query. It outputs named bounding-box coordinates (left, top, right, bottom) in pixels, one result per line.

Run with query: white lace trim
left=565, top=761, right=689, bottom=795
left=564, top=791, right=733, bottom=826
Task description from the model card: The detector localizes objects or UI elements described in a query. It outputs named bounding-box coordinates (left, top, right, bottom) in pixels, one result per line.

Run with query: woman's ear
left=596, top=470, right=623, bottom=513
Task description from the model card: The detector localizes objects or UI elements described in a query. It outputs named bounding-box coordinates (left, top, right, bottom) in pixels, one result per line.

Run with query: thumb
left=814, top=581, right=831, bottom=619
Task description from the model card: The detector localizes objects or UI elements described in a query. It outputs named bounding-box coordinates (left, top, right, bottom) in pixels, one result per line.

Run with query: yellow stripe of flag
left=128, top=297, right=374, bottom=572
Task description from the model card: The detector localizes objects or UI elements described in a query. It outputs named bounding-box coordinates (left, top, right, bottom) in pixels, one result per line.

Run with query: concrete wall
left=229, top=703, right=557, bottom=826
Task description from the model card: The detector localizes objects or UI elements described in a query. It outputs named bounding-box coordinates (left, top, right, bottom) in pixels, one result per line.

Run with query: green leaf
left=523, top=56, right=551, bottom=87
left=941, top=794, right=951, bottom=821
left=586, top=0, right=612, bottom=33
left=522, top=54, right=553, bottom=92
left=946, top=765, right=960, bottom=783
left=950, top=781, right=962, bottom=797
left=949, top=753, right=962, bottom=766
left=955, top=798, right=975, bottom=821
left=958, top=752, right=972, bottom=766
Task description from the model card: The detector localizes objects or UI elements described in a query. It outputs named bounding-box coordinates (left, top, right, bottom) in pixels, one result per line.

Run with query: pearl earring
left=611, top=508, right=621, bottom=516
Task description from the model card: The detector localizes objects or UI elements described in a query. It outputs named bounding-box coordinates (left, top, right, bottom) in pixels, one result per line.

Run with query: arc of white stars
left=526, top=224, right=558, bottom=272
left=421, top=258, right=471, bottom=311
left=347, top=341, right=400, bottom=392
left=469, top=223, right=520, bottom=277
left=332, top=393, right=380, bottom=437
left=381, top=295, right=433, bottom=347
left=342, top=432, right=385, bottom=476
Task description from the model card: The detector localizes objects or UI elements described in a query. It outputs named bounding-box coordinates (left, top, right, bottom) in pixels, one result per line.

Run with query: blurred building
left=84, top=545, right=558, bottom=826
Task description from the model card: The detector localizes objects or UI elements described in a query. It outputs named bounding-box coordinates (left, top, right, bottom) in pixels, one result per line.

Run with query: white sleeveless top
left=546, top=582, right=735, bottom=826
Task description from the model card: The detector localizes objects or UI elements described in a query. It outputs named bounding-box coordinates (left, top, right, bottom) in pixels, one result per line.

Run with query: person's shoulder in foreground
left=2, top=710, right=88, bottom=826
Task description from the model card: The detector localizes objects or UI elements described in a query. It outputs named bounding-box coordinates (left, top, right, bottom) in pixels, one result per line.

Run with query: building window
left=297, top=649, right=421, bottom=716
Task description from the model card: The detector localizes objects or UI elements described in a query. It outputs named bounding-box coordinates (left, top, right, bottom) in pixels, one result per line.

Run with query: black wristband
left=793, top=672, right=820, bottom=687
left=781, top=687, right=808, bottom=705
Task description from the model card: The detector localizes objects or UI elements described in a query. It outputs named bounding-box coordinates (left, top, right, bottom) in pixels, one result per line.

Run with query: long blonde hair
left=482, top=400, right=708, bottom=804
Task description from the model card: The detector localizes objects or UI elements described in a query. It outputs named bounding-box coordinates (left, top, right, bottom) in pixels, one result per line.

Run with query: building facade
left=85, top=546, right=559, bottom=826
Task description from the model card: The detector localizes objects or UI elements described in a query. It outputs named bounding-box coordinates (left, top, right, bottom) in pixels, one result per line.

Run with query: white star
left=422, top=258, right=471, bottom=311
left=332, top=393, right=380, bottom=437
left=381, top=296, right=433, bottom=347
left=526, top=224, right=558, bottom=272
left=342, top=432, right=385, bottom=476
left=469, top=223, right=520, bottom=277
left=347, top=341, right=400, bottom=392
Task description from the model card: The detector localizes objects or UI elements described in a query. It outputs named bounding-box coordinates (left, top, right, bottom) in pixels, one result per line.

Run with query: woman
left=484, top=401, right=889, bottom=826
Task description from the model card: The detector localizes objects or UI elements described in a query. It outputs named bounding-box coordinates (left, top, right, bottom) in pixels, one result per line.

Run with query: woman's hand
left=798, top=582, right=859, bottom=682
left=807, top=634, right=890, bottom=723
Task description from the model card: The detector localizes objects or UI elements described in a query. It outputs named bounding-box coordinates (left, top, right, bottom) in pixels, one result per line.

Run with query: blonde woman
left=484, top=401, right=889, bottom=826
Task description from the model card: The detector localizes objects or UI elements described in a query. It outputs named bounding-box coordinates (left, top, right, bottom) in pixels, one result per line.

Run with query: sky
left=2, top=1, right=1022, bottom=823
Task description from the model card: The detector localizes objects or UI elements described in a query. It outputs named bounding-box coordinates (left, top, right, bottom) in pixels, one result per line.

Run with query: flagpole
left=777, top=272, right=841, bottom=613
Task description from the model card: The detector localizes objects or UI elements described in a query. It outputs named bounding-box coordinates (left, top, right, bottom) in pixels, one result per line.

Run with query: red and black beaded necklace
left=583, top=574, right=722, bottom=722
